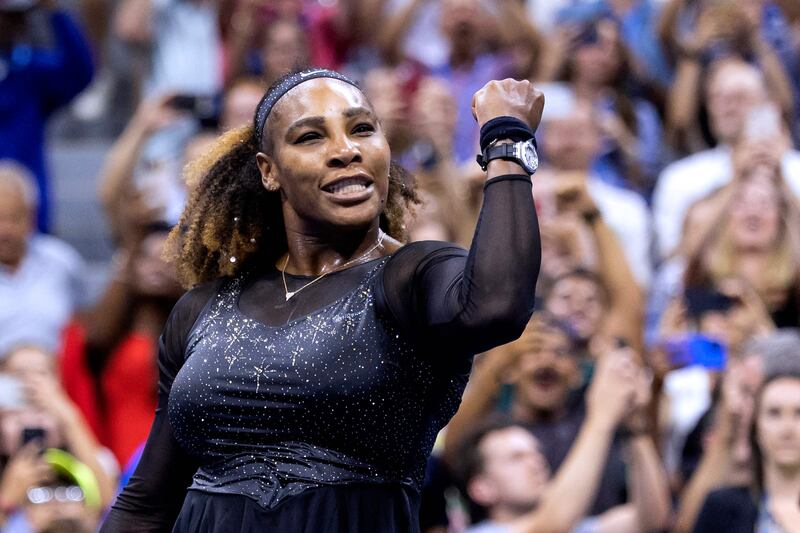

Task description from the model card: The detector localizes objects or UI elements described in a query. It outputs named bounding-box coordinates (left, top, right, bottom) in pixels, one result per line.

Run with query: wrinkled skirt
left=172, top=483, right=420, bottom=533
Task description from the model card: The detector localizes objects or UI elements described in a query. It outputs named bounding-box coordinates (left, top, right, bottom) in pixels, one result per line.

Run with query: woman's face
left=130, top=232, right=182, bottom=298
left=544, top=276, right=604, bottom=341
left=757, top=377, right=800, bottom=470
left=258, top=79, right=391, bottom=234
left=728, top=179, right=781, bottom=251
left=571, top=21, right=622, bottom=87
left=262, top=20, right=308, bottom=82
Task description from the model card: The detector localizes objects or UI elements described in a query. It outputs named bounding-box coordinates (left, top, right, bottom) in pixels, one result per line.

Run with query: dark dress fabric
left=693, top=486, right=757, bottom=533
left=100, top=175, right=540, bottom=533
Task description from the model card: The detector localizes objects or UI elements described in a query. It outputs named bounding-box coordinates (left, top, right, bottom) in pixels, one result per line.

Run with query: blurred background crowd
left=2, top=0, right=800, bottom=531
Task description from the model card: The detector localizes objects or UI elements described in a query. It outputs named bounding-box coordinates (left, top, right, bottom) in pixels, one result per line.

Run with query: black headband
left=253, top=68, right=360, bottom=148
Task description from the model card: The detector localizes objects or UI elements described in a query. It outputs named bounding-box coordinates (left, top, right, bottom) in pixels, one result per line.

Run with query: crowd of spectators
left=2, top=0, right=800, bottom=531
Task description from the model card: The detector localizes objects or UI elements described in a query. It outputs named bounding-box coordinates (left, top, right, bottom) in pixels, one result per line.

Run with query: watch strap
left=477, top=141, right=528, bottom=171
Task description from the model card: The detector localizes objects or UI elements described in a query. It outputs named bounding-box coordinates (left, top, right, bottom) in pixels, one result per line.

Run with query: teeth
left=330, top=183, right=367, bottom=194
left=325, top=178, right=370, bottom=195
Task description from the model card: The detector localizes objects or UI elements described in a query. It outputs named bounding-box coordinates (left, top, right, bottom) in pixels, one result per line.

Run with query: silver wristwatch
left=476, top=138, right=539, bottom=175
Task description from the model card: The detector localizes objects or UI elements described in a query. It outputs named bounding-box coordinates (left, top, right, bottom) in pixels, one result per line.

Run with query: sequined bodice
left=167, top=260, right=469, bottom=508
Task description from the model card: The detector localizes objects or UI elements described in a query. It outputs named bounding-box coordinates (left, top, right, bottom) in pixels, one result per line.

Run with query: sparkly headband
left=253, top=68, right=360, bottom=148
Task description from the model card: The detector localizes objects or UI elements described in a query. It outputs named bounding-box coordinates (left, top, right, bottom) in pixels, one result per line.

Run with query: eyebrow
left=285, top=107, right=376, bottom=138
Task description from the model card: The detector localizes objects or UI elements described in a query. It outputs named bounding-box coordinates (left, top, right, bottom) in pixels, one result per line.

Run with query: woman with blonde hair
left=683, top=159, right=800, bottom=328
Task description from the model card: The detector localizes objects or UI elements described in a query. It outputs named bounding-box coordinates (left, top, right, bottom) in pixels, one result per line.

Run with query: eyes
left=294, top=122, right=375, bottom=145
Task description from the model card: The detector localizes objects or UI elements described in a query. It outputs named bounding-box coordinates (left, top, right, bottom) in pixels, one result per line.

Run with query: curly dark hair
left=167, top=73, right=420, bottom=288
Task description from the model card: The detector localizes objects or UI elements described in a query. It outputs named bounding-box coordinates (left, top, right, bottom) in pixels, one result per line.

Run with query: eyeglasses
left=26, top=485, right=85, bottom=505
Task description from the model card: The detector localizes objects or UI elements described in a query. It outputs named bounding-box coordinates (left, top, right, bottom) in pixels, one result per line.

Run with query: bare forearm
left=496, top=0, right=541, bottom=49
left=377, top=0, right=425, bottom=63
left=60, top=407, right=115, bottom=506
left=82, top=274, right=135, bottom=354
left=591, top=218, right=644, bottom=349
left=114, top=0, right=152, bottom=44
left=97, top=118, right=150, bottom=213
left=673, top=421, right=733, bottom=532
left=626, top=436, right=672, bottom=532
left=517, top=417, right=616, bottom=533
left=443, top=351, right=505, bottom=467
left=666, top=59, right=701, bottom=136
left=757, top=45, right=795, bottom=116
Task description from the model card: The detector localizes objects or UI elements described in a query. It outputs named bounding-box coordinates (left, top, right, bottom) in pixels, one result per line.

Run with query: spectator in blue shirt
left=0, top=2, right=93, bottom=232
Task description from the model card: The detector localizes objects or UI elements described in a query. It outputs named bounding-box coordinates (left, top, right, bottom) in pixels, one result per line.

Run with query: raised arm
left=32, top=8, right=94, bottom=111
left=377, top=0, right=427, bottom=65
left=97, top=94, right=181, bottom=242
left=590, top=371, right=672, bottom=533
left=443, top=346, right=515, bottom=468
left=511, top=349, right=638, bottom=533
left=673, top=364, right=751, bottom=533
left=553, top=176, right=645, bottom=349
left=381, top=80, right=543, bottom=355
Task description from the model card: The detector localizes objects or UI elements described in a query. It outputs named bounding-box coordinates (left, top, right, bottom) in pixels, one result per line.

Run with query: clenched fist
left=471, top=79, right=545, bottom=131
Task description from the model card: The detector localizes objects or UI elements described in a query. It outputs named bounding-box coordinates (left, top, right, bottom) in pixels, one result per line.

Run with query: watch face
left=522, top=140, right=539, bottom=173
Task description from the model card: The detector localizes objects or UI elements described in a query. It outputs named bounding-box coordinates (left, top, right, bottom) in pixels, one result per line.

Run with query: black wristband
left=479, top=116, right=536, bottom=153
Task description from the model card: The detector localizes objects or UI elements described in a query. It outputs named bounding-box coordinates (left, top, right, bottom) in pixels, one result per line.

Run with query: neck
left=132, top=300, right=172, bottom=338
left=764, top=461, right=800, bottom=499
left=450, top=42, right=477, bottom=69
left=511, top=400, right=566, bottom=424
left=573, top=80, right=603, bottom=101
left=735, top=249, right=770, bottom=287
left=488, top=501, right=537, bottom=523
left=281, top=222, right=383, bottom=276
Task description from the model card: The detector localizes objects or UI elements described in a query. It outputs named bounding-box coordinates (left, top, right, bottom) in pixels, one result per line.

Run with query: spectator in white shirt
left=536, top=95, right=653, bottom=287
left=652, top=57, right=800, bottom=259
left=0, top=162, right=86, bottom=357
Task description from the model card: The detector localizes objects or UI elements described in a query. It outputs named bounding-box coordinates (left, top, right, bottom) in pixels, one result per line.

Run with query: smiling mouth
left=321, top=175, right=374, bottom=197
left=531, top=368, right=560, bottom=389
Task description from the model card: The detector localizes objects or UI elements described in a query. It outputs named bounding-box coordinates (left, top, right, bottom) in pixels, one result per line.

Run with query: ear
left=467, top=476, right=498, bottom=507
left=256, top=152, right=280, bottom=192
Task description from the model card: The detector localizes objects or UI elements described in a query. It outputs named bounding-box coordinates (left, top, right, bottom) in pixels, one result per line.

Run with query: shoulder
left=702, top=486, right=753, bottom=508
left=383, top=240, right=468, bottom=280
left=657, top=148, right=728, bottom=184
left=168, top=279, right=226, bottom=329
left=158, top=279, right=226, bottom=372
left=697, top=486, right=756, bottom=526
left=388, top=240, right=467, bottom=263
left=28, top=234, right=84, bottom=272
left=588, top=180, right=648, bottom=219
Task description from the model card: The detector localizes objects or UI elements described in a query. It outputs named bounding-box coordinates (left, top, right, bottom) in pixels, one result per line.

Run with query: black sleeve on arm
left=380, top=175, right=540, bottom=355
left=99, top=282, right=220, bottom=532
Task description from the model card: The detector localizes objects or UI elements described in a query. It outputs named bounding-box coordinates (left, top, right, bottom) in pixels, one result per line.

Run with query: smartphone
left=663, top=335, right=727, bottom=371
left=166, top=94, right=218, bottom=125
left=573, top=24, right=600, bottom=47
left=0, top=374, right=25, bottom=409
left=744, top=103, right=782, bottom=142
left=684, top=286, right=735, bottom=319
left=21, top=427, right=46, bottom=446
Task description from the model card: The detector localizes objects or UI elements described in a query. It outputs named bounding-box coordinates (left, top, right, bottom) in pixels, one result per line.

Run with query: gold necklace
left=281, top=231, right=385, bottom=301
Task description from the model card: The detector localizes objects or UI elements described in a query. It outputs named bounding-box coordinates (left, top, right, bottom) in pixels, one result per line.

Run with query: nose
left=327, top=133, right=362, bottom=168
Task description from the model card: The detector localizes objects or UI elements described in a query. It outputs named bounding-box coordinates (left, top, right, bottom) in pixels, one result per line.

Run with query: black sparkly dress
left=101, top=175, right=540, bottom=532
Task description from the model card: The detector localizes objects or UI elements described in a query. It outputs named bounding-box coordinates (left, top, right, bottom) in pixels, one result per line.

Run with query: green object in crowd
left=43, top=448, right=102, bottom=509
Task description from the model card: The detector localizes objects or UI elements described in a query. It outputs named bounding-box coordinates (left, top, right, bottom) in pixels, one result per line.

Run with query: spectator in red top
left=60, top=223, right=183, bottom=466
